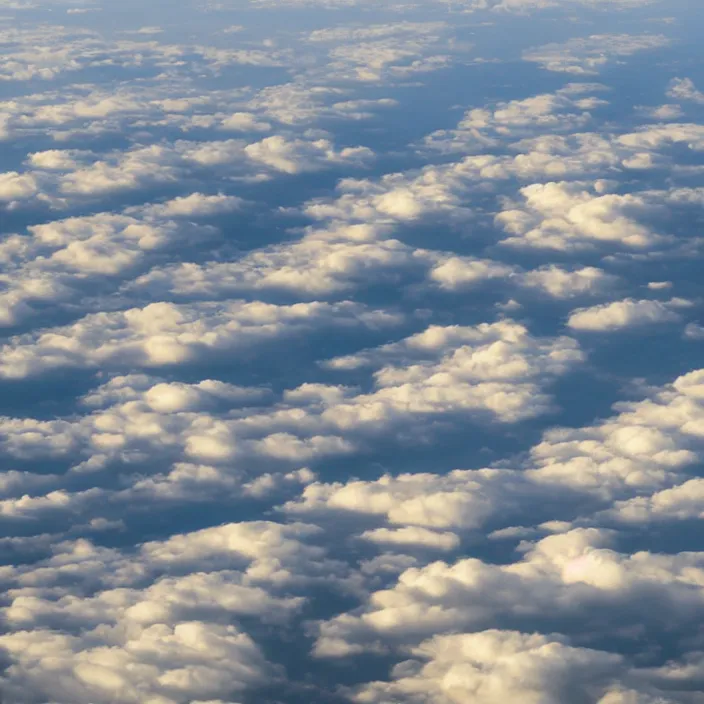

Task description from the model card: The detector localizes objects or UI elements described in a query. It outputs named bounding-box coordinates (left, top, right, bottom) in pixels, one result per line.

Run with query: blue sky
left=0, top=0, right=703, bottom=703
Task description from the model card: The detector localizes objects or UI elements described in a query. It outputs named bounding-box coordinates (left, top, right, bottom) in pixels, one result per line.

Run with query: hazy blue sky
left=0, top=1, right=703, bottom=703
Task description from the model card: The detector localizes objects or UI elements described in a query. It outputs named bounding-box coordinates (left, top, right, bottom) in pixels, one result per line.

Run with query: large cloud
left=314, top=527, right=704, bottom=659
left=0, top=521, right=333, bottom=704
left=0, top=299, right=399, bottom=378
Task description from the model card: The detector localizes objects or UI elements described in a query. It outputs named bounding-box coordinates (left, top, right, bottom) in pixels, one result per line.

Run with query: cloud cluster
left=0, top=521, right=332, bottom=704
left=0, top=1, right=702, bottom=702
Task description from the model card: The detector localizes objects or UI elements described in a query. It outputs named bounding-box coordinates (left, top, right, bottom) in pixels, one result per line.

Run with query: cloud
left=496, top=181, right=669, bottom=251
left=319, top=320, right=584, bottom=425
left=0, top=1, right=700, bottom=701
left=520, top=266, right=619, bottom=298
left=526, top=367, right=704, bottom=496
left=0, top=520, right=334, bottom=704
left=567, top=298, right=691, bottom=331
left=0, top=170, right=40, bottom=202
left=0, top=202, right=226, bottom=326
left=424, top=84, right=607, bottom=153
left=133, top=227, right=425, bottom=298
left=0, top=300, right=399, bottom=378
left=524, top=34, right=670, bottom=75
left=314, top=527, right=704, bottom=660
left=667, top=78, right=704, bottom=105
left=43, top=134, right=372, bottom=197
left=284, top=466, right=537, bottom=536
left=243, top=135, right=374, bottom=174
left=352, top=630, right=636, bottom=704
left=360, top=526, right=461, bottom=551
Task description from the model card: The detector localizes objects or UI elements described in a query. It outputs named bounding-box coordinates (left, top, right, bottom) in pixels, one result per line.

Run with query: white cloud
left=526, top=367, right=704, bottom=496
left=0, top=170, right=39, bottom=202
left=567, top=298, right=690, bottom=331
left=243, top=135, right=374, bottom=174
left=667, top=78, right=704, bottom=105
left=496, top=181, right=668, bottom=251
left=524, top=34, right=670, bottom=75
left=314, top=527, right=704, bottom=659
left=0, top=206, right=221, bottom=326
left=0, top=520, right=334, bottom=704
left=360, top=526, right=460, bottom=551
left=428, top=255, right=518, bottom=290
left=520, top=266, right=619, bottom=298
left=0, top=300, right=399, bottom=378
left=133, top=228, right=425, bottom=298
left=424, top=84, right=606, bottom=153
left=220, top=111, right=272, bottom=132
left=319, top=320, right=584, bottom=425
left=352, top=630, right=635, bottom=704
left=284, top=467, right=532, bottom=532
left=304, top=21, right=457, bottom=83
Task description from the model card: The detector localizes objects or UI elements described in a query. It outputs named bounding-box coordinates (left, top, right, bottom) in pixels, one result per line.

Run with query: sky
left=0, top=0, right=703, bottom=703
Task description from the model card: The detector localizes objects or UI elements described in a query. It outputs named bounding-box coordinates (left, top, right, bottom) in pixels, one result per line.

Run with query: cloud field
left=0, top=0, right=702, bottom=702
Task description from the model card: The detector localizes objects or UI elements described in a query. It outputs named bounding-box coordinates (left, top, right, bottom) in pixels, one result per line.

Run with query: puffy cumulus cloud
left=616, top=123, right=704, bottom=152
left=360, top=526, right=461, bottom=552
left=520, top=265, right=620, bottom=299
left=302, top=129, right=658, bottom=236
left=0, top=622, right=276, bottom=704
left=137, top=520, right=339, bottom=583
left=524, top=34, right=670, bottom=75
left=667, top=78, right=704, bottom=105
left=243, top=82, right=397, bottom=126
left=684, top=323, right=704, bottom=340
left=0, top=520, right=335, bottom=704
left=427, top=255, right=518, bottom=290
left=313, top=528, right=704, bottom=659
left=307, top=21, right=447, bottom=44
left=0, top=205, right=223, bottom=326
left=306, top=21, right=457, bottom=83
left=269, top=366, right=704, bottom=539
left=1, top=84, right=240, bottom=143
left=601, top=478, right=704, bottom=526
left=80, top=374, right=269, bottom=414
left=284, top=467, right=534, bottom=533
left=424, top=83, right=607, bottom=153
left=133, top=226, right=426, bottom=298
left=298, top=135, right=693, bottom=251
left=0, top=299, right=399, bottom=379
left=526, top=367, right=704, bottom=496
left=282, top=365, right=704, bottom=546
left=0, top=79, right=396, bottom=144
left=0, top=24, right=286, bottom=84
left=496, top=181, right=669, bottom=251
left=134, top=221, right=524, bottom=301
left=567, top=298, right=692, bottom=332
left=0, top=323, right=580, bottom=483
left=220, top=110, right=272, bottom=132
left=0, top=373, right=349, bottom=490
left=0, top=170, right=40, bottom=203
left=134, top=192, right=244, bottom=218
left=44, top=134, right=372, bottom=197
left=0, top=487, right=103, bottom=520
left=430, top=260, right=619, bottom=299
left=303, top=166, right=471, bottom=224
left=243, top=135, right=374, bottom=174
left=0, top=2, right=701, bottom=701
left=27, top=149, right=92, bottom=169
left=352, top=630, right=644, bottom=704
left=320, top=320, right=584, bottom=425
